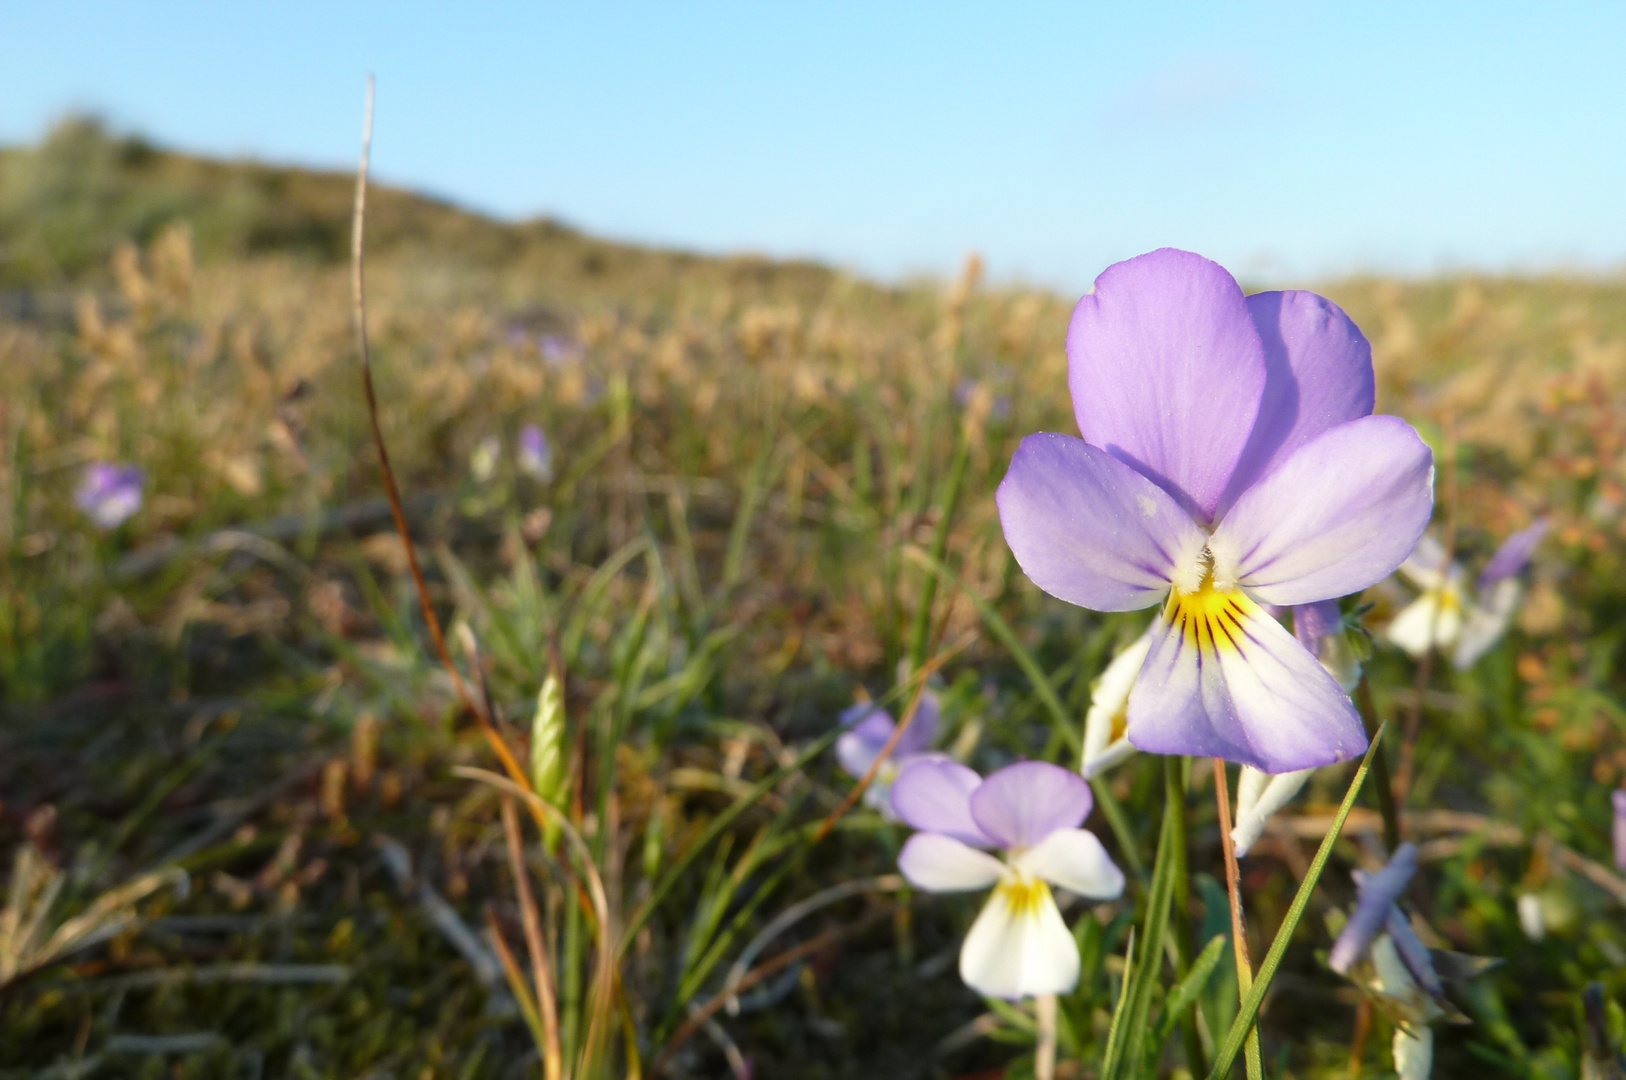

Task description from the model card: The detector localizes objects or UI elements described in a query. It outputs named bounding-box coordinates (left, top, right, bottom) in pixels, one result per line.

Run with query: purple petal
left=1216, top=291, right=1375, bottom=515
left=1067, top=249, right=1266, bottom=523
left=1613, top=790, right=1626, bottom=874
left=997, top=433, right=1207, bottom=613
left=1329, top=843, right=1418, bottom=974
left=1479, top=518, right=1549, bottom=589
left=76, top=463, right=145, bottom=529
left=897, top=833, right=1005, bottom=892
left=1127, top=589, right=1367, bottom=773
left=1212, top=416, right=1435, bottom=607
left=890, top=759, right=992, bottom=847
left=1292, top=600, right=1343, bottom=652
left=895, top=690, right=941, bottom=758
left=968, top=761, right=1093, bottom=850
left=1385, top=905, right=1443, bottom=999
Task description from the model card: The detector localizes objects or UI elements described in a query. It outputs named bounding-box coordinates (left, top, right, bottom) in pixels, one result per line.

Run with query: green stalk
left=1165, top=757, right=1206, bottom=1077
left=1205, top=724, right=1387, bottom=1080
left=1100, top=757, right=1181, bottom=1080
left=1355, top=675, right=1401, bottom=853
left=906, top=423, right=971, bottom=676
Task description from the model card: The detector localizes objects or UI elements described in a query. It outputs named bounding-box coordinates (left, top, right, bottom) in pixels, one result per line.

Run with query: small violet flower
left=835, top=693, right=941, bottom=816
left=892, top=760, right=1125, bottom=999
left=1612, top=790, right=1626, bottom=874
left=518, top=424, right=554, bottom=482
left=998, top=249, right=1434, bottom=774
left=76, top=463, right=145, bottom=529
left=1388, top=520, right=1548, bottom=669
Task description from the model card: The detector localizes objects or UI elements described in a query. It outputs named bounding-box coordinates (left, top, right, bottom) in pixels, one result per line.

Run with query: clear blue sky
left=4, top=2, right=1624, bottom=292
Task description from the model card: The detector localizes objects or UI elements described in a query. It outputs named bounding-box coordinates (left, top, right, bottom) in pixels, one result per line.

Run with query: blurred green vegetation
left=1, top=119, right=1624, bottom=1078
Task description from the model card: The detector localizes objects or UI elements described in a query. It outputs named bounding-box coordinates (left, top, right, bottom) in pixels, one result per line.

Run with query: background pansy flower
left=892, top=759, right=1124, bottom=1000
left=835, top=693, right=942, bottom=815
left=518, top=423, right=554, bottom=481
left=998, top=249, right=1434, bottom=773
left=1329, top=844, right=1447, bottom=1080
left=1081, top=629, right=1152, bottom=779
left=1613, top=790, right=1626, bottom=874
left=76, top=463, right=145, bottom=529
left=1387, top=520, right=1548, bottom=669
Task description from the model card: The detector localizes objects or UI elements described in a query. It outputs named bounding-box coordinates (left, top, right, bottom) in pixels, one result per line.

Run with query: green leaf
left=1153, top=933, right=1227, bottom=1051
left=1205, top=723, right=1387, bottom=1080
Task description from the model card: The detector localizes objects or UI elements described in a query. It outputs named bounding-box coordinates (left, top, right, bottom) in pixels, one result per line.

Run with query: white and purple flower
left=75, top=463, right=145, bottom=529
left=892, top=759, right=1124, bottom=999
left=997, top=249, right=1434, bottom=773
left=518, top=423, right=554, bottom=482
left=1329, top=843, right=1443, bottom=1079
left=1388, top=520, right=1548, bottom=669
left=835, top=693, right=942, bottom=816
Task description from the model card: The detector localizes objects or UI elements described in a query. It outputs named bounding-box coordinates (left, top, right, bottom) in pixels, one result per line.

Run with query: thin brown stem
left=1214, top=758, right=1264, bottom=1079
left=502, top=796, right=562, bottom=1080
left=1396, top=415, right=1457, bottom=805
left=348, top=78, right=531, bottom=797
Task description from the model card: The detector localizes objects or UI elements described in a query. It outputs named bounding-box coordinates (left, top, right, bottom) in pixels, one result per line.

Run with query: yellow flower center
left=1164, top=575, right=1257, bottom=654
left=996, top=873, right=1052, bottom=917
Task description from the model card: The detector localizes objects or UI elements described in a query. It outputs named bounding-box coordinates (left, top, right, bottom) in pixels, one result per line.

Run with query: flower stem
left=1355, top=674, right=1401, bottom=853
left=1213, top=759, right=1264, bottom=1080
left=1035, top=993, right=1058, bottom=1080
left=1166, top=756, right=1206, bottom=1077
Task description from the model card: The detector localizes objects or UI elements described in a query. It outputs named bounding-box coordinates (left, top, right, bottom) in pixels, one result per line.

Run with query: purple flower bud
left=75, top=463, right=145, bottom=529
left=1613, top=789, right=1626, bottom=874
left=1478, top=518, right=1549, bottom=590
left=1330, top=842, right=1418, bottom=974
left=518, top=424, right=554, bottom=481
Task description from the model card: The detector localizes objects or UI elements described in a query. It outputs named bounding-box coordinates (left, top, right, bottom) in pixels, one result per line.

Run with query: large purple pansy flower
left=891, top=759, right=1124, bottom=1000
left=997, top=249, right=1434, bottom=773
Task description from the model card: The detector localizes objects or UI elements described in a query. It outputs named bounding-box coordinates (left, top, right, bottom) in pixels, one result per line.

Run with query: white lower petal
left=898, top=833, right=1005, bottom=892
left=1387, top=590, right=1462, bottom=658
left=1128, top=585, right=1367, bottom=773
left=959, top=875, right=1079, bottom=1000
left=1015, top=828, right=1125, bottom=899
left=1453, top=579, right=1519, bottom=669
left=1393, top=1027, right=1433, bottom=1080
left=1231, top=767, right=1314, bottom=857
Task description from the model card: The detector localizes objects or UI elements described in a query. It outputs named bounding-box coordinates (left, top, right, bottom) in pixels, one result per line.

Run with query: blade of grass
left=1205, top=723, right=1387, bottom=1080
left=1153, top=933, right=1227, bottom=1051
left=1099, top=928, right=1137, bottom=1073
left=1101, top=756, right=1181, bottom=1080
